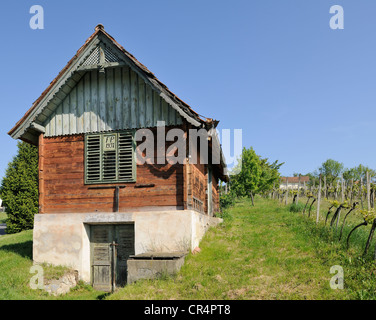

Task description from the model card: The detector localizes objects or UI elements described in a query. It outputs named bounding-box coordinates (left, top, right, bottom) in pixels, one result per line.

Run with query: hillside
left=1, top=197, right=376, bottom=300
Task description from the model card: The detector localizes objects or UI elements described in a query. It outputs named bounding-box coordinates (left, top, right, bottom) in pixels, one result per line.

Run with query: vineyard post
left=324, top=176, right=327, bottom=199
left=341, top=175, right=344, bottom=203
left=316, top=174, right=322, bottom=224
left=367, top=171, right=371, bottom=211
left=360, top=177, right=364, bottom=209
left=285, top=177, right=288, bottom=205
left=335, top=181, right=339, bottom=200
left=296, top=174, right=301, bottom=204
left=350, top=178, right=354, bottom=205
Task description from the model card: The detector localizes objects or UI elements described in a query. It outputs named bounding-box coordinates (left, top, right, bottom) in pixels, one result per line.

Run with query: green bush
left=220, top=192, right=235, bottom=209
left=0, top=142, right=38, bottom=233
left=289, top=202, right=305, bottom=213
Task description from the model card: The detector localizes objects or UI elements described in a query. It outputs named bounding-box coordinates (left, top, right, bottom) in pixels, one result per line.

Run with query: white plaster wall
left=191, top=211, right=223, bottom=249
left=33, top=210, right=222, bottom=283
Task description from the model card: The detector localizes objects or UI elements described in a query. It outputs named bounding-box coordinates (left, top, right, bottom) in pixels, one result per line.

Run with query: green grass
left=0, top=230, right=105, bottom=300
left=1, top=197, right=376, bottom=299
left=0, top=212, right=7, bottom=224
left=108, top=197, right=375, bottom=300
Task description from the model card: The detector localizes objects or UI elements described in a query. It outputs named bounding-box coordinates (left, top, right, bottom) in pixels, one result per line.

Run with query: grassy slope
left=109, top=197, right=375, bottom=300
left=1, top=197, right=376, bottom=300
left=0, top=230, right=104, bottom=300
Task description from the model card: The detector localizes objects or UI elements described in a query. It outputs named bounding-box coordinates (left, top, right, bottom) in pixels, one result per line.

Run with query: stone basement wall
left=44, top=270, right=79, bottom=296
left=127, top=253, right=186, bottom=284
left=33, top=210, right=222, bottom=283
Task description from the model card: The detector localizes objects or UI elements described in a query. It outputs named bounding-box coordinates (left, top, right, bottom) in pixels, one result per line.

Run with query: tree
left=318, top=159, right=344, bottom=185
left=230, top=147, right=261, bottom=205
left=343, top=165, right=376, bottom=182
left=0, top=142, right=39, bottom=233
left=230, top=147, right=283, bottom=205
left=258, top=158, right=283, bottom=193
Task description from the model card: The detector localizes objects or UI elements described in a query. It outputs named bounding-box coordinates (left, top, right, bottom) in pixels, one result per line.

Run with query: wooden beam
left=31, top=122, right=46, bottom=133
left=78, top=62, right=127, bottom=72
left=38, top=133, right=45, bottom=213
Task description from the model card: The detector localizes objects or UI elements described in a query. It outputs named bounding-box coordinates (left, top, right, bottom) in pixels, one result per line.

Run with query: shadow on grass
left=97, top=292, right=111, bottom=300
left=0, top=241, right=33, bottom=259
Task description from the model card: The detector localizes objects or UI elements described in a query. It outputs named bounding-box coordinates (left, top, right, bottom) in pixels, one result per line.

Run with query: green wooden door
left=91, top=224, right=135, bottom=292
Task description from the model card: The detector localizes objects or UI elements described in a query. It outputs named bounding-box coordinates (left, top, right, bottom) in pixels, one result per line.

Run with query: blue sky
left=0, top=0, right=375, bottom=180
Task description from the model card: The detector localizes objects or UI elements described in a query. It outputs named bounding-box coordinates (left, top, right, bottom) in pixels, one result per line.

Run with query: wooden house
left=8, top=25, right=228, bottom=290
left=279, top=176, right=310, bottom=190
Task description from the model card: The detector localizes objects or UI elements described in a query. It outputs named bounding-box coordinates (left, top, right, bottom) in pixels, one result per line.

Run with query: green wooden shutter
left=85, top=134, right=101, bottom=183
left=118, top=132, right=136, bottom=181
left=85, top=131, right=136, bottom=184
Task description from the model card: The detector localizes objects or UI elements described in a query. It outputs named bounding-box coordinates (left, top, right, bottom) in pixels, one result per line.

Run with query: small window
left=85, top=131, right=136, bottom=184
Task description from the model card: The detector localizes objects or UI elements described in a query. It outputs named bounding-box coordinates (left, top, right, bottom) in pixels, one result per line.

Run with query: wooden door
left=91, top=225, right=113, bottom=292
left=91, top=224, right=135, bottom=292
left=115, top=224, right=135, bottom=287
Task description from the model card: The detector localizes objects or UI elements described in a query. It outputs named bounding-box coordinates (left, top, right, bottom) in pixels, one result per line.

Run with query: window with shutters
left=85, top=131, right=136, bottom=184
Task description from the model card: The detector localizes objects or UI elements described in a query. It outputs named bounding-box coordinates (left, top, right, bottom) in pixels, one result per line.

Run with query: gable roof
left=8, top=24, right=228, bottom=181
left=8, top=24, right=213, bottom=144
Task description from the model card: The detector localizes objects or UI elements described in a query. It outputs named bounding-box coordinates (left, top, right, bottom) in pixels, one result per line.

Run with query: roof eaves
left=8, top=28, right=102, bottom=138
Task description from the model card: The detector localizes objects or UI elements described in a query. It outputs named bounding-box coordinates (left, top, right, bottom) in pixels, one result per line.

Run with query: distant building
left=280, top=176, right=310, bottom=190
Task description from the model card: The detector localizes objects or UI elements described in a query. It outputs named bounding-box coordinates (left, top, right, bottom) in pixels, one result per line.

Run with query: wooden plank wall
left=212, top=174, right=220, bottom=214
left=43, top=67, right=183, bottom=137
left=190, top=163, right=206, bottom=212
left=40, top=132, right=184, bottom=214
left=184, top=131, right=220, bottom=216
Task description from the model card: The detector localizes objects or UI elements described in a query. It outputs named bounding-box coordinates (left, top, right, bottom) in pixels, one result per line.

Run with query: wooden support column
left=187, top=161, right=192, bottom=210
left=184, top=122, right=192, bottom=210
left=38, top=133, right=45, bottom=214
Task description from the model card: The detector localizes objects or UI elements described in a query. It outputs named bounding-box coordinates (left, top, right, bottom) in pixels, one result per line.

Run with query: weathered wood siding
left=212, top=173, right=220, bottom=214
left=190, top=163, right=206, bottom=213
left=43, top=67, right=182, bottom=137
left=40, top=133, right=184, bottom=213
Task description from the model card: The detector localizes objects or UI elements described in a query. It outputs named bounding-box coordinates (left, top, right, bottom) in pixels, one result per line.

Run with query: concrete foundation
left=127, top=252, right=186, bottom=284
left=33, top=210, right=222, bottom=283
